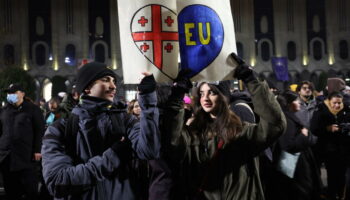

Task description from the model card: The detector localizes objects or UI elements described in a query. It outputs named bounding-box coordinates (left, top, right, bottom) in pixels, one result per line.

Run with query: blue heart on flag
left=178, top=5, right=224, bottom=78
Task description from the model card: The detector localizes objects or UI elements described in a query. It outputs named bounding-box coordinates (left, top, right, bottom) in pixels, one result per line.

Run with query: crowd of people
left=0, top=55, right=349, bottom=200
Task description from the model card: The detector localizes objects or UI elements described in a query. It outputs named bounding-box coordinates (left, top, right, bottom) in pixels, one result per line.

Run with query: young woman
left=164, top=62, right=286, bottom=200
left=311, top=92, right=350, bottom=200
left=127, top=99, right=141, bottom=118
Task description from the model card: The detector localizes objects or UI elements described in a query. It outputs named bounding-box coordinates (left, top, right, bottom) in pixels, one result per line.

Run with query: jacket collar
left=78, top=95, right=114, bottom=114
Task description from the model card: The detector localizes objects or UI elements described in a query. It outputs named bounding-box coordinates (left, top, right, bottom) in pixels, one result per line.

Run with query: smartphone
left=230, top=53, right=244, bottom=65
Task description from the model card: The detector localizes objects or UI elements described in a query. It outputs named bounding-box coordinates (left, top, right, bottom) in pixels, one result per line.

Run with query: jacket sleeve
left=238, top=80, right=287, bottom=158
left=127, top=91, right=160, bottom=160
left=41, top=120, right=124, bottom=198
left=32, top=105, right=45, bottom=153
left=161, top=94, right=190, bottom=163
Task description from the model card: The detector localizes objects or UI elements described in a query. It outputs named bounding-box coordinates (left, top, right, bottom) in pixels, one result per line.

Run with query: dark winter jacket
left=278, top=111, right=317, bottom=153
left=0, top=100, right=45, bottom=171
left=41, top=91, right=160, bottom=200
left=310, top=100, right=350, bottom=161
left=164, top=80, right=286, bottom=200
left=271, top=111, right=321, bottom=199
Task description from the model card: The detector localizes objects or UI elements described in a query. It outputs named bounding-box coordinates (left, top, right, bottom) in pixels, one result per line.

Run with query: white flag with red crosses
left=118, top=0, right=179, bottom=83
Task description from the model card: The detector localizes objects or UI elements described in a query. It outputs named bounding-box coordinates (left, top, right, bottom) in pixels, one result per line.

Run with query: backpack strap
left=64, top=113, right=83, bottom=164
left=235, top=102, right=254, bottom=114
left=109, top=112, right=126, bottom=138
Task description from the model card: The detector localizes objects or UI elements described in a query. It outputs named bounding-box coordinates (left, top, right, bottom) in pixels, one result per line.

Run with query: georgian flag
left=118, top=0, right=178, bottom=83
left=117, top=0, right=237, bottom=83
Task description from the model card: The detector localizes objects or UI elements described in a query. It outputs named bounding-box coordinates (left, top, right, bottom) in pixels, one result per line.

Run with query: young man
left=0, top=83, right=45, bottom=200
left=42, top=62, right=160, bottom=200
left=295, top=81, right=317, bottom=129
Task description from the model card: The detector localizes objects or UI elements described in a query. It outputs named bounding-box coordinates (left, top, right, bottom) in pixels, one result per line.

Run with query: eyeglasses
left=301, top=87, right=310, bottom=90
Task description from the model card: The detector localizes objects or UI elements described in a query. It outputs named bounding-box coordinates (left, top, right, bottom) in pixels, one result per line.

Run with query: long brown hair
left=190, top=82, right=243, bottom=143
left=127, top=99, right=138, bottom=115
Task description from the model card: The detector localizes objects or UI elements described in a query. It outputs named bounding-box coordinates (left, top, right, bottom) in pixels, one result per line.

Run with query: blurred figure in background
left=0, top=83, right=44, bottom=200
left=127, top=99, right=141, bottom=119
left=59, top=85, right=80, bottom=119
left=270, top=90, right=321, bottom=200
left=295, top=81, right=317, bottom=129
left=39, top=98, right=47, bottom=117
left=45, top=97, right=63, bottom=127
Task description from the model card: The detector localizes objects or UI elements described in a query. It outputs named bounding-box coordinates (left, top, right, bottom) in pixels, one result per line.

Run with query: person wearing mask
left=0, top=83, right=45, bottom=200
left=311, top=92, right=350, bottom=200
left=41, top=62, right=160, bottom=200
left=45, top=97, right=63, bottom=127
left=163, top=54, right=286, bottom=200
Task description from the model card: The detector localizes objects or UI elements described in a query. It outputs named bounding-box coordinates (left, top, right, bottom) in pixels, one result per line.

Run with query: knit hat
left=327, top=78, right=346, bottom=94
left=216, top=80, right=232, bottom=99
left=76, top=62, right=117, bottom=93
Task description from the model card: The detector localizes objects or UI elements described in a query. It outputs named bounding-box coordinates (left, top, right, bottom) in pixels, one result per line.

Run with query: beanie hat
left=76, top=62, right=117, bottom=93
left=216, top=80, right=232, bottom=99
left=327, top=78, right=346, bottom=94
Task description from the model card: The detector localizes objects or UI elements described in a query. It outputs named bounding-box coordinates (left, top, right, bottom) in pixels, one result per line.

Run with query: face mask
left=7, top=94, right=18, bottom=104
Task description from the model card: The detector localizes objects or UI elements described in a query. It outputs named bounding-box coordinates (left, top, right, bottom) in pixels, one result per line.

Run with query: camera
left=339, top=123, right=350, bottom=136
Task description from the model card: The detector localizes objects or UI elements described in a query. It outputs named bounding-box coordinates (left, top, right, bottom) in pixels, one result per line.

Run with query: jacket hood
left=230, top=92, right=252, bottom=104
left=324, top=99, right=344, bottom=115
left=327, top=78, right=346, bottom=94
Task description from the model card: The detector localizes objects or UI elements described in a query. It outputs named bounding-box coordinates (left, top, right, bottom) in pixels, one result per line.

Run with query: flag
left=117, top=0, right=179, bottom=83
left=118, top=0, right=237, bottom=83
left=177, top=0, right=237, bottom=82
left=271, top=57, right=289, bottom=81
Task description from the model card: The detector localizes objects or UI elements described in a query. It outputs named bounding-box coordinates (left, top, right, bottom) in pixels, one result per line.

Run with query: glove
left=111, top=138, right=132, bottom=163
left=138, top=74, right=156, bottom=94
left=231, top=53, right=257, bottom=83
left=171, top=68, right=193, bottom=100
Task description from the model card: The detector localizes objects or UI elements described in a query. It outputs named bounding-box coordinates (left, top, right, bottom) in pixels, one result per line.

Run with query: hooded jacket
left=164, top=80, right=286, bottom=200
left=327, top=78, right=346, bottom=94
left=41, top=91, right=160, bottom=200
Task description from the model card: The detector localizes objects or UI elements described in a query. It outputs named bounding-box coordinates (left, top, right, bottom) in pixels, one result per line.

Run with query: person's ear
left=84, top=84, right=94, bottom=94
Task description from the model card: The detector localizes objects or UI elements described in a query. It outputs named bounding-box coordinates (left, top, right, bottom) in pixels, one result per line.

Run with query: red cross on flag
left=118, top=1, right=179, bottom=83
